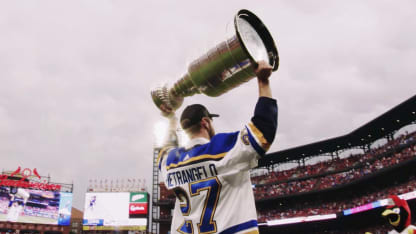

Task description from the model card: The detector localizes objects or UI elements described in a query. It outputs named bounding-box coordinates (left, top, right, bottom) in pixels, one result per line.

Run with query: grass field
left=0, top=213, right=56, bottom=224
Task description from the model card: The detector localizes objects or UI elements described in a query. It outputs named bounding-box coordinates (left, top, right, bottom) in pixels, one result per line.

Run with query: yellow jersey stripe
left=156, top=146, right=172, bottom=165
left=248, top=122, right=270, bottom=151
left=166, top=153, right=226, bottom=170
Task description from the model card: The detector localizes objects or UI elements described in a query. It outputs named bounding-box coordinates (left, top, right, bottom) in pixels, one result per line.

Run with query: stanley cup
left=151, top=9, right=279, bottom=114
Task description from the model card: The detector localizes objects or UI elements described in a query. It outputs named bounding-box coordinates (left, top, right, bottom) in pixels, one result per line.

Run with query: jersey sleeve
left=248, top=97, right=278, bottom=156
left=220, top=97, right=278, bottom=170
left=157, top=146, right=173, bottom=183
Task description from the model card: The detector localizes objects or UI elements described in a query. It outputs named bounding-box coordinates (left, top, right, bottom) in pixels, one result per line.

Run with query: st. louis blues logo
left=241, top=128, right=250, bottom=146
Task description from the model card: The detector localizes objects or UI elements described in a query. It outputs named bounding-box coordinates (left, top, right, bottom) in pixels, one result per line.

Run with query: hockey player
left=158, top=61, right=278, bottom=234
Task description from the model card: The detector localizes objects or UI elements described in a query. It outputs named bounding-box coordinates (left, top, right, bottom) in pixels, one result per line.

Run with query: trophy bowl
left=151, top=9, right=279, bottom=114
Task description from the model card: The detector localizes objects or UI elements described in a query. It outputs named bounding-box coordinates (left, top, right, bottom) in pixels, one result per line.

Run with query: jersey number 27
left=174, top=177, right=222, bottom=234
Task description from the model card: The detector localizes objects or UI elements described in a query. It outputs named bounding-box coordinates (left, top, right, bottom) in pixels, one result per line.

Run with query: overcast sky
left=1, top=0, right=415, bottom=210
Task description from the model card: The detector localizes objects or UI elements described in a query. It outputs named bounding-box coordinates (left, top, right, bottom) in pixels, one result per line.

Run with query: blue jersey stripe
left=166, top=153, right=226, bottom=170
left=251, top=97, right=278, bottom=144
left=219, top=219, right=258, bottom=234
left=165, top=132, right=239, bottom=170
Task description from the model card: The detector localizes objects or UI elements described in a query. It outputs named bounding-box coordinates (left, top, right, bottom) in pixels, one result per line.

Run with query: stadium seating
left=254, top=131, right=416, bottom=222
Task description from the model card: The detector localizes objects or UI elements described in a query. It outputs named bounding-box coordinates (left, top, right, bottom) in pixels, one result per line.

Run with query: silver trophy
left=151, top=9, right=279, bottom=113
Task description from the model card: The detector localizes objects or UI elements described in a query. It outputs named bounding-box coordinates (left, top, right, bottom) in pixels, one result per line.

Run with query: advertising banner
left=129, top=203, right=148, bottom=215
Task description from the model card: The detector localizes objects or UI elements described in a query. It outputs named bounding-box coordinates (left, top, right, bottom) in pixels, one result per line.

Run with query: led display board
left=0, top=186, right=73, bottom=225
left=83, top=192, right=148, bottom=231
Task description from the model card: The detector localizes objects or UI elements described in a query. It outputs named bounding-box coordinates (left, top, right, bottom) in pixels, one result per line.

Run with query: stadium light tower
left=152, top=119, right=173, bottom=234
left=153, top=120, right=169, bottom=148
left=152, top=118, right=186, bottom=233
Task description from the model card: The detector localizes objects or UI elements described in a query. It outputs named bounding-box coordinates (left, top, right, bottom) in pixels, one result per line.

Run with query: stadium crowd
left=253, top=131, right=416, bottom=199
left=257, top=175, right=416, bottom=222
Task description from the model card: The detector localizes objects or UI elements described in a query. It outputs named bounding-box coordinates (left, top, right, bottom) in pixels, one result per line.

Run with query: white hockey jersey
left=159, top=122, right=270, bottom=234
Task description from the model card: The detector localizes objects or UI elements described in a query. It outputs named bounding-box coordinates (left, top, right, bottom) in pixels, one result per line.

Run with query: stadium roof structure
left=259, top=94, right=416, bottom=167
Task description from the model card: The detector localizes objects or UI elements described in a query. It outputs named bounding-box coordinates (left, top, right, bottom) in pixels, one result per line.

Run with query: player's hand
left=255, top=60, right=273, bottom=98
left=255, top=60, right=273, bottom=82
left=160, top=103, right=175, bottom=118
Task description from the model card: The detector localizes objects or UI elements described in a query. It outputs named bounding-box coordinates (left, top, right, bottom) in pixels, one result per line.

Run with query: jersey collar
left=185, top=137, right=210, bottom=150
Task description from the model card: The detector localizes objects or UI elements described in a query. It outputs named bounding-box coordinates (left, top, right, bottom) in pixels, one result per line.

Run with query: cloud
left=0, top=0, right=415, bottom=210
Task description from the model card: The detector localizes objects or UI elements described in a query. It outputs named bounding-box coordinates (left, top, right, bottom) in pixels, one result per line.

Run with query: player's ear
left=201, top=117, right=210, bottom=129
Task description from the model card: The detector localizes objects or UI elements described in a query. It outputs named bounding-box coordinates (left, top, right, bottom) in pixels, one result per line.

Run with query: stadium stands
left=254, top=132, right=415, bottom=199
left=257, top=175, right=416, bottom=222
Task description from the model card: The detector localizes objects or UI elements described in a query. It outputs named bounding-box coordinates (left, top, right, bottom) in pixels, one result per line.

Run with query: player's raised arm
left=159, top=103, right=178, bottom=147
left=250, top=60, right=278, bottom=155
left=156, top=104, right=179, bottom=170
